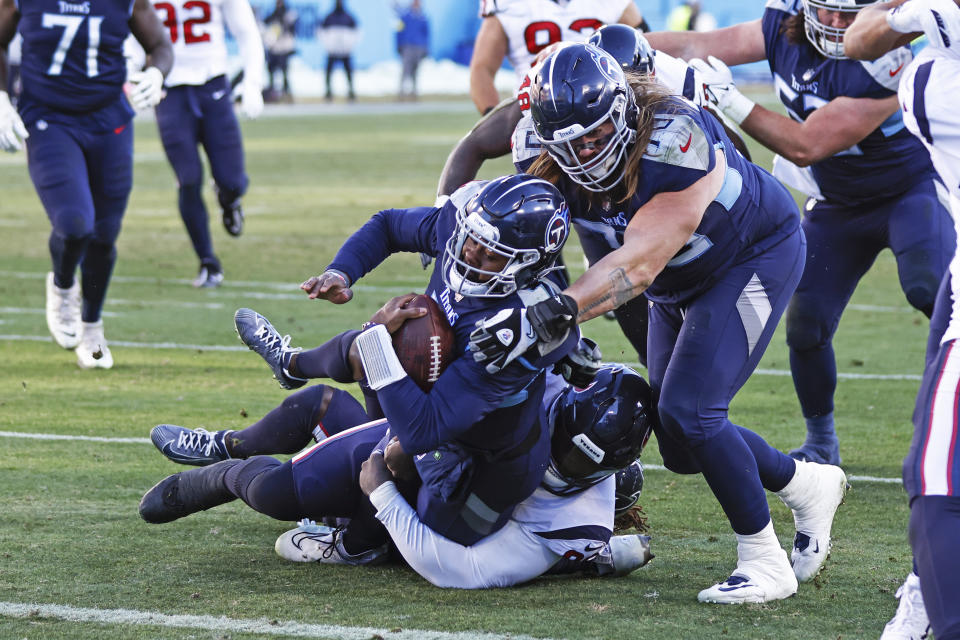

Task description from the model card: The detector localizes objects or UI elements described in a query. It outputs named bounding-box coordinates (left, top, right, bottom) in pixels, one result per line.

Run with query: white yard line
left=0, top=601, right=552, bottom=640
left=0, top=430, right=903, bottom=485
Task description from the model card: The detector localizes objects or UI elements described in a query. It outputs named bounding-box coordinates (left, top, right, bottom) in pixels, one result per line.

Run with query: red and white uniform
left=480, top=0, right=631, bottom=83
left=151, top=0, right=263, bottom=88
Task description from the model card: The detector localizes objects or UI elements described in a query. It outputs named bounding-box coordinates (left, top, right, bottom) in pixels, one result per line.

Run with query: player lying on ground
left=143, top=315, right=656, bottom=587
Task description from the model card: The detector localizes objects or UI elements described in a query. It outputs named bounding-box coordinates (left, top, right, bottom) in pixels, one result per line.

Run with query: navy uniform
left=762, top=0, right=955, bottom=464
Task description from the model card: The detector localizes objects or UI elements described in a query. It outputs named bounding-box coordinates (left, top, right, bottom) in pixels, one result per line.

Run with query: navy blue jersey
left=762, top=0, right=934, bottom=204
left=326, top=196, right=580, bottom=458
left=16, top=0, right=135, bottom=129
left=562, top=98, right=799, bottom=305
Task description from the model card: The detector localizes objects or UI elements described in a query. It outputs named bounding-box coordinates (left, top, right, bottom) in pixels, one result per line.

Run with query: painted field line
left=0, top=431, right=905, bottom=485
left=0, top=601, right=552, bottom=640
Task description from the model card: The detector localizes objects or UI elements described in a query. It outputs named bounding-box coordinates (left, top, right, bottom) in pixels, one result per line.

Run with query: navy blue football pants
left=648, top=227, right=805, bottom=535
left=26, top=120, right=132, bottom=322
left=787, top=179, right=955, bottom=419
left=155, top=75, right=248, bottom=265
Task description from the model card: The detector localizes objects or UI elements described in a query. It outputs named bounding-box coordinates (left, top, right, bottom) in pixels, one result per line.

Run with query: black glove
left=553, top=337, right=602, bottom=388
left=527, top=293, right=578, bottom=343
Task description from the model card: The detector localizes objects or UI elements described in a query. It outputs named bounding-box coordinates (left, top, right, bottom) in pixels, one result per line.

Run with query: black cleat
left=139, top=462, right=240, bottom=524
left=222, top=200, right=244, bottom=237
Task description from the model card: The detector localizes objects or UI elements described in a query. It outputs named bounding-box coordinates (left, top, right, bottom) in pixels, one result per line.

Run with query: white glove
left=127, top=67, right=164, bottom=110
left=888, top=0, right=960, bottom=50
left=0, top=91, right=28, bottom=152
left=688, top=56, right=756, bottom=125
left=240, top=81, right=264, bottom=119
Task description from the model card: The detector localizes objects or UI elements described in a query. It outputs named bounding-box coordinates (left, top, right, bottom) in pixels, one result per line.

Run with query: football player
left=0, top=0, right=172, bottom=369
left=468, top=44, right=849, bottom=603
left=469, top=0, right=647, bottom=114
left=144, top=0, right=265, bottom=287
left=644, top=0, right=956, bottom=468
left=845, top=2, right=960, bottom=639
left=144, top=360, right=656, bottom=586
left=143, top=174, right=582, bottom=548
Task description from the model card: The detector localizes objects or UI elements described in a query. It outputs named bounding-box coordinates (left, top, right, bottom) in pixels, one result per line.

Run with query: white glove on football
left=887, top=0, right=960, bottom=51
left=240, top=81, right=264, bottom=119
left=0, top=91, right=28, bottom=152
left=127, top=66, right=164, bottom=110
left=688, top=56, right=756, bottom=125
left=469, top=307, right=540, bottom=374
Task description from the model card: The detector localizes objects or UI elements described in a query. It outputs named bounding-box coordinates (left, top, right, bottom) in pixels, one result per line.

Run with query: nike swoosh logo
left=212, top=90, right=227, bottom=100
left=718, top=583, right=755, bottom=592
left=890, top=62, right=905, bottom=76
left=584, top=543, right=604, bottom=552
left=679, top=134, right=692, bottom=153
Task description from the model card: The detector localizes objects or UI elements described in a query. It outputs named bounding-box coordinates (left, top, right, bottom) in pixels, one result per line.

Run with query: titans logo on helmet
left=544, top=206, right=570, bottom=253
left=590, top=49, right=621, bottom=84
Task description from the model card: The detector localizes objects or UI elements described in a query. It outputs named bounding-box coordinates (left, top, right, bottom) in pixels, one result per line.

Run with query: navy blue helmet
left=543, top=364, right=654, bottom=495
left=614, top=459, right=645, bottom=515
left=588, top=24, right=656, bottom=75
left=531, top=43, right=638, bottom=192
left=442, top=174, right=570, bottom=297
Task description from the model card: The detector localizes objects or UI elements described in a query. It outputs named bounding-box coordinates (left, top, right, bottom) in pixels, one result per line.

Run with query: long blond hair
left=530, top=72, right=687, bottom=206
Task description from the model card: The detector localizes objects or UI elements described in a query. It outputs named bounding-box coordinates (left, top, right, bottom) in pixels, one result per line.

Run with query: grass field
left=0, top=94, right=930, bottom=640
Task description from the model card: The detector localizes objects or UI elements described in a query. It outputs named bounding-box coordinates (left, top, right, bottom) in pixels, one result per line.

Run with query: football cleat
left=193, top=264, right=224, bottom=288
left=607, top=534, right=654, bottom=577
left=138, top=461, right=240, bottom=524
left=151, top=424, right=231, bottom=466
left=76, top=320, right=114, bottom=369
left=697, top=549, right=797, bottom=604
left=234, top=308, right=308, bottom=390
left=222, top=199, right=244, bottom=237
left=776, top=460, right=848, bottom=582
left=274, top=519, right=389, bottom=565
left=880, top=572, right=930, bottom=640
left=45, top=272, right=81, bottom=349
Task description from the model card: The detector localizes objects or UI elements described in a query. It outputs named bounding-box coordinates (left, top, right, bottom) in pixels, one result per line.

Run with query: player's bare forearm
left=130, top=0, right=173, bottom=76
left=437, top=99, right=519, bottom=196
left=644, top=20, right=765, bottom=65
left=470, top=16, right=508, bottom=114
left=845, top=0, right=917, bottom=59
left=740, top=95, right=899, bottom=166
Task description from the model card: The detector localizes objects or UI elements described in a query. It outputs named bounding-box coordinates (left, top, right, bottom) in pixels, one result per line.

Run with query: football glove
left=240, top=81, right=264, bottom=119
left=0, top=91, right=28, bottom=152
left=688, top=56, right=755, bottom=125
left=553, top=337, right=602, bottom=388
left=469, top=307, right=540, bottom=374
left=127, top=67, right=165, bottom=111
left=887, top=0, right=960, bottom=50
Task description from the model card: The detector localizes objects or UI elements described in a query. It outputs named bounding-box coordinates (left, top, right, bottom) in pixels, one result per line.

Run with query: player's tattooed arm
left=129, top=0, right=173, bottom=76
left=576, top=268, right=648, bottom=322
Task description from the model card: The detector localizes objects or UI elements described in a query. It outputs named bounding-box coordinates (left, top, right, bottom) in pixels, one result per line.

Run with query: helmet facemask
left=538, top=91, right=637, bottom=193
left=442, top=206, right=546, bottom=298
left=800, top=0, right=877, bottom=59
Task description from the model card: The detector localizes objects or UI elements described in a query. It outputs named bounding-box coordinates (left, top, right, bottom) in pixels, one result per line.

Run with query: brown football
left=392, top=294, right=457, bottom=391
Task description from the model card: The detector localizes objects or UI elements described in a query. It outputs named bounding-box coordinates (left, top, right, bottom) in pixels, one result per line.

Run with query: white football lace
left=176, top=428, right=216, bottom=456
left=254, top=322, right=300, bottom=358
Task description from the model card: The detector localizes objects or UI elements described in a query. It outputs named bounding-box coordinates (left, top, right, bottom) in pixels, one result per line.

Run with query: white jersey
left=151, top=0, right=263, bottom=87
left=511, top=48, right=702, bottom=169
left=370, top=476, right=615, bottom=589
left=480, top=0, right=630, bottom=84
left=898, top=45, right=960, bottom=343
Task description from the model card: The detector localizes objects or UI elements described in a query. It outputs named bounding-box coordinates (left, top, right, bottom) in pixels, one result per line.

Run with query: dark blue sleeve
left=326, top=206, right=441, bottom=284
left=376, top=326, right=579, bottom=454
left=762, top=8, right=786, bottom=76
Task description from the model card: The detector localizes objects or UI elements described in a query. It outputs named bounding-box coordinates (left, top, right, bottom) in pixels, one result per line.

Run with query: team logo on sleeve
left=544, top=206, right=570, bottom=253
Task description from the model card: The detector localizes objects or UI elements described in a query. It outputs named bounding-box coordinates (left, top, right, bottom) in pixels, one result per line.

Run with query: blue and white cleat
left=777, top=460, right=848, bottom=582
left=151, top=424, right=231, bottom=466
left=234, top=308, right=308, bottom=390
left=274, top=519, right=388, bottom=566
left=697, top=549, right=797, bottom=604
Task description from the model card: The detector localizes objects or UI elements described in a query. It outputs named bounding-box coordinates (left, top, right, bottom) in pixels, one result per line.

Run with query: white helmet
left=800, top=0, right=881, bottom=59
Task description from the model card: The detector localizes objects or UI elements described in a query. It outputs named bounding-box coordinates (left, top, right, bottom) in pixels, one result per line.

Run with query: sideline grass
left=0, top=96, right=926, bottom=639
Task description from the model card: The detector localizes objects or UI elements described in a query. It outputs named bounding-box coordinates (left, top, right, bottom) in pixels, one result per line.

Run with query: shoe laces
left=253, top=321, right=301, bottom=359
left=176, top=428, right=218, bottom=457
left=886, top=577, right=929, bottom=635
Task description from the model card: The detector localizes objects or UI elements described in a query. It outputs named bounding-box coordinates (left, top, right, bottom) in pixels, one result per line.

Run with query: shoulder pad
left=480, top=0, right=508, bottom=17
left=644, top=112, right=712, bottom=172
left=859, top=46, right=914, bottom=91
left=764, top=0, right=799, bottom=14
left=449, top=181, right=486, bottom=210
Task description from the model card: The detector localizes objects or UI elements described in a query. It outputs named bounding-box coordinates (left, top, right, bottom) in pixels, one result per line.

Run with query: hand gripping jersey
left=150, top=0, right=261, bottom=87
left=762, top=0, right=935, bottom=205
left=16, top=0, right=135, bottom=127
left=480, top=0, right=630, bottom=83
left=561, top=99, right=800, bottom=305
left=512, top=48, right=703, bottom=171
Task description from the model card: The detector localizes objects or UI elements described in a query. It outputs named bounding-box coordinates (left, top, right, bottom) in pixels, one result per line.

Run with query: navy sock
left=292, top=330, right=361, bottom=383
left=178, top=184, right=217, bottom=265
left=49, top=231, right=90, bottom=289
left=79, top=241, right=116, bottom=322
left=790, top=343, right=837, bottom=419
left=224, top=457, right=302, bottom=520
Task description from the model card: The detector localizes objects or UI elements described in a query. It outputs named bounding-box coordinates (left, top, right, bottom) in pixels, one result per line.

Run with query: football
left=392, top=294, right=457, bottom=391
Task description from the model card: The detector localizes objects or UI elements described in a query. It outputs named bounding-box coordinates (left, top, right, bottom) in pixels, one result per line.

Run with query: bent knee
left=785, top=301, right=831, bottom=352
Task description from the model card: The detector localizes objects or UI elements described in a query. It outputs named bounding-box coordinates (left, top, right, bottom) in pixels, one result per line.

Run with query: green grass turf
left=0, top=93, right=928, bottom=639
